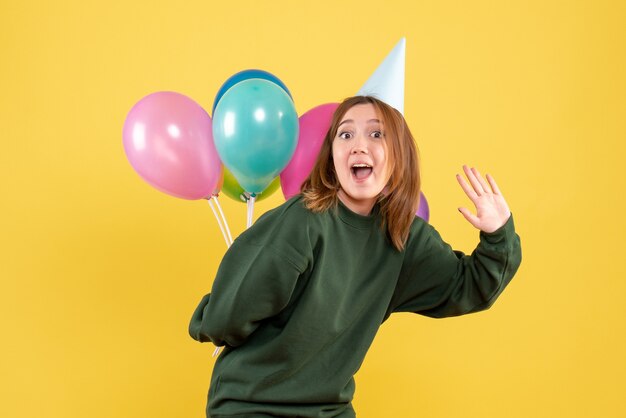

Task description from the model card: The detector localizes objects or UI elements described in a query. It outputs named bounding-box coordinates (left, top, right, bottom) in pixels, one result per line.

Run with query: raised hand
left=456, top=165, right=511, bottom=233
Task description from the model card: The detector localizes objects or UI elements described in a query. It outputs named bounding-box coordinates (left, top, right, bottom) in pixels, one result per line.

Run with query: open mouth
left=351, top=163, right=373, bottom=180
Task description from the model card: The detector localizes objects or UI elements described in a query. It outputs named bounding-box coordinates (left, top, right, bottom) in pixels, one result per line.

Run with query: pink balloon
left=123, top=92, right=222, bottom=200
left=280, top=103, right=339, bottom=199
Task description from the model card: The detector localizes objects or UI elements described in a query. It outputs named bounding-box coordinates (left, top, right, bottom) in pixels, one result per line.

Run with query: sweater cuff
left=479, top=213, right=516, bottom=245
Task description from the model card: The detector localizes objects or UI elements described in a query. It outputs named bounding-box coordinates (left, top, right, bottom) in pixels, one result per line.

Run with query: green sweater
left=189, top=196, right=522, bottom=418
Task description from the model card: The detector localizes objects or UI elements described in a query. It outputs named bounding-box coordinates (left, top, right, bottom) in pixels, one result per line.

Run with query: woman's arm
left=390, top=166, right=522, bottom=317
left=189, top=239, right=306, bottom=347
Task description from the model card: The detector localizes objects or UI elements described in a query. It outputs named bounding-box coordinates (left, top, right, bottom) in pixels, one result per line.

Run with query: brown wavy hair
left=301, top=96, right=421, bottom=251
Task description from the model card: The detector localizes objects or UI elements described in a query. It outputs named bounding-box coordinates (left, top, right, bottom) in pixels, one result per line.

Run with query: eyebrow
left=337, top=118, right=382, bottom=128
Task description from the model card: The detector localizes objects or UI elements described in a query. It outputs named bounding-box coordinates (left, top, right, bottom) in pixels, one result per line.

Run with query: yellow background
left=2, top=0, right=625, bottom=417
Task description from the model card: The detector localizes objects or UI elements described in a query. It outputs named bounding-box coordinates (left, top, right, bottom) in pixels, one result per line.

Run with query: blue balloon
left=212, top=69, right=293, bottom=115
left=213, top=79, right=298, bottom=194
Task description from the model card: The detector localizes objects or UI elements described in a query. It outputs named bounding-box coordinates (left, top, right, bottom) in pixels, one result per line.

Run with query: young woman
left=190, top=95, right=522, bottom=418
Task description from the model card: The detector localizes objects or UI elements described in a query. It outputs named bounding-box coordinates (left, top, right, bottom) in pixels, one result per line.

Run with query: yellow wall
left=2, top=1, right=625, bottom=417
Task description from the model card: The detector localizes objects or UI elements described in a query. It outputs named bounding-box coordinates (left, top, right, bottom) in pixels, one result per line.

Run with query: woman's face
left=332, top=103, right=389, bottom=215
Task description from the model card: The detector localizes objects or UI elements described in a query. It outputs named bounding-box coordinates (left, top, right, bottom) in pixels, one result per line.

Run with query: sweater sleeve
left=189, top=237, right=307, bottom=347
left=390, top=214, right=522, bottom=318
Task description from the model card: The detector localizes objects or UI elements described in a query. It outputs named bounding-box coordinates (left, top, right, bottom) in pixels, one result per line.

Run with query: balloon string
left=213, top=195, right=254, bottom=358
left=209, top=198, right=229, bottom=358
left=214, top=196, right=233, bottom=246
left=246, top=195, right=256, bottom=229
left=209, top=197, right=234, bottom=359
left=208, top=199, right=230, bottom=249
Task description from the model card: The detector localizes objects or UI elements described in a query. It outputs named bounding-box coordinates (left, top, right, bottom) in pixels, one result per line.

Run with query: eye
left=338, top=131, right=353, bottom=140
left=370, top=130, right=383, bottom=139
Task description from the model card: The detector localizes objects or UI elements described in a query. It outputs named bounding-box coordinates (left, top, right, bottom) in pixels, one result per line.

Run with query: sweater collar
left=336, top=199, right=379, bottom=229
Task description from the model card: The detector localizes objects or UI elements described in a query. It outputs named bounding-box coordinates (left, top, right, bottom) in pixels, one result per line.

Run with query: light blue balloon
left=213, top=79, right=299, bottom=194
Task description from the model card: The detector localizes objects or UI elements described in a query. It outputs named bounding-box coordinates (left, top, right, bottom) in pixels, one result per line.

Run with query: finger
left=456, top=173, right=478, bottom=200
left=486, top=173, right=503, bottom=195
left=463, top=165, right=485, bottom=195
left=458, top=207, right=480, bottom=229
left=471, top=167, right=492, bottom=194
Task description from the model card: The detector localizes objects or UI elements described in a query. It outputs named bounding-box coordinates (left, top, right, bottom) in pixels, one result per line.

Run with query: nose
left=351, top=134, right=369, bottom=154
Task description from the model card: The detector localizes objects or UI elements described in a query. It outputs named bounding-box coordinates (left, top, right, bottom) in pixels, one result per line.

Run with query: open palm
left=456, top=165, right=511, bottom=233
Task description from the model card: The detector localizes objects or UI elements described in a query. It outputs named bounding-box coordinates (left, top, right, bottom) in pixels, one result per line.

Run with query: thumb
left=458, top=207, right=480, bottom=229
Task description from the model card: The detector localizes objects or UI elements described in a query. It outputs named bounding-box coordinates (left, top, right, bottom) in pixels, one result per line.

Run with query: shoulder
left=235, top=195, right=316, bottom=265
left=405, top=215, right=447, bottom=253
left=247, top=195, right=314, bottom=237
